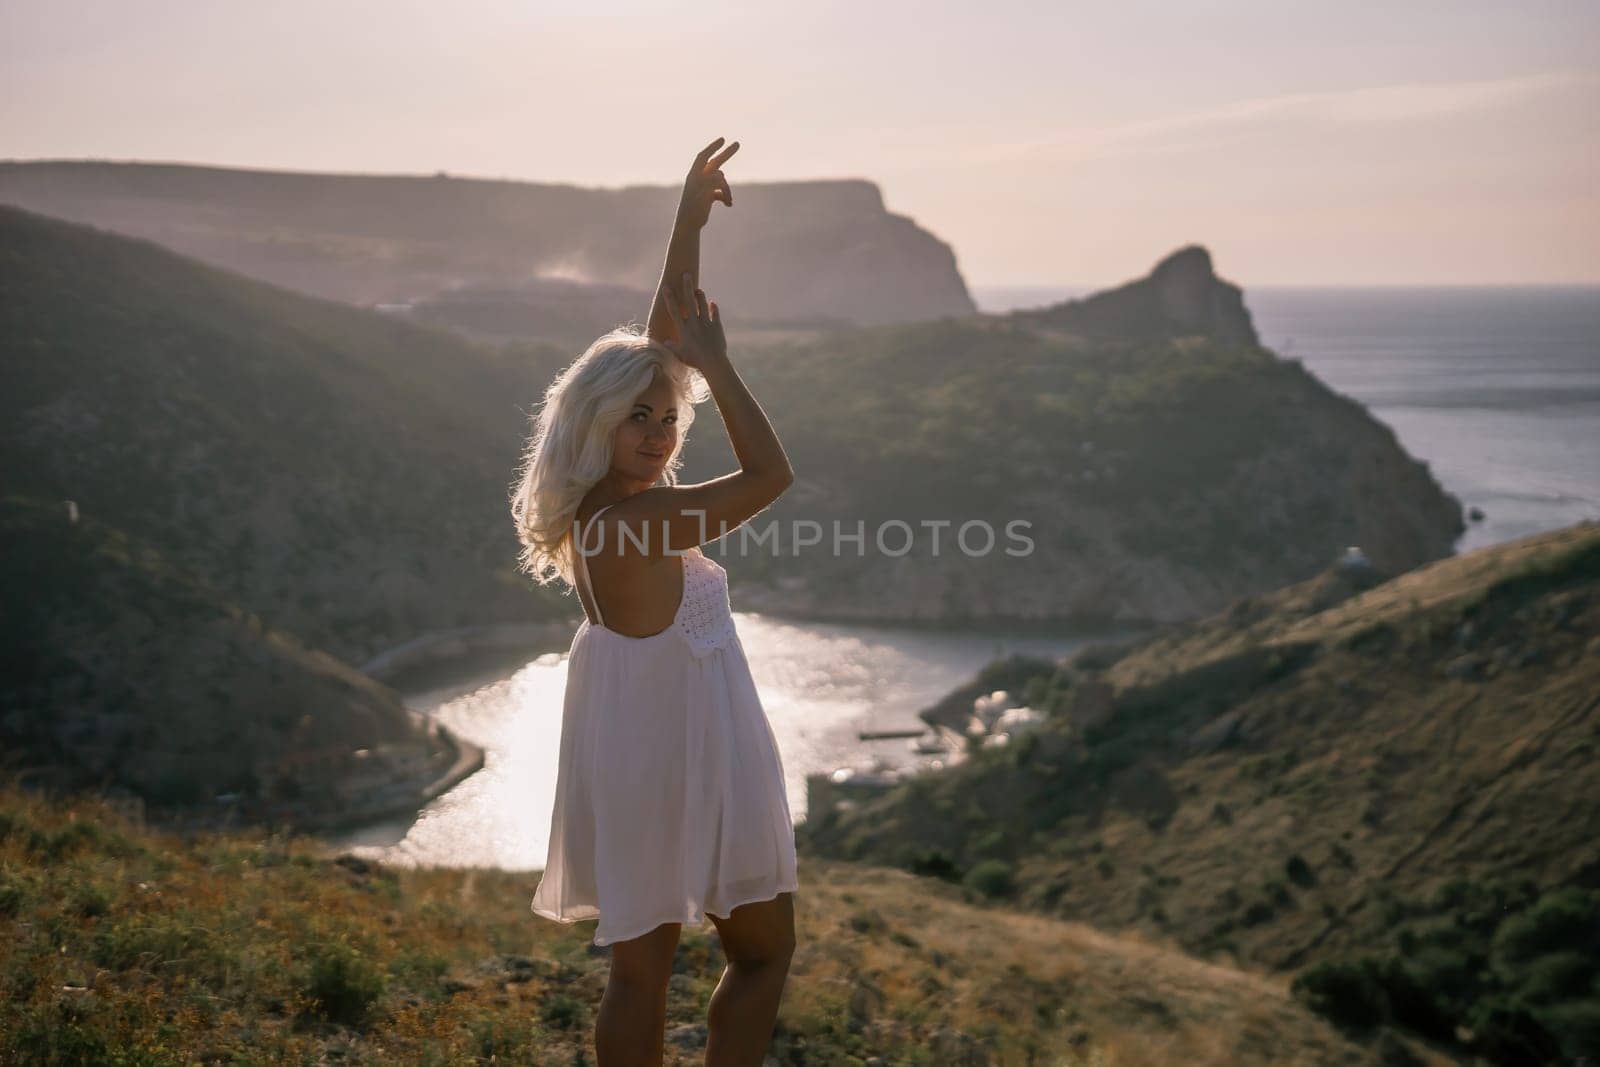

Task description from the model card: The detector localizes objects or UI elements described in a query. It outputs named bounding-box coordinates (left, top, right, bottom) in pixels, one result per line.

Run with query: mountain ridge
left=0, top=159, right=975, bottom=331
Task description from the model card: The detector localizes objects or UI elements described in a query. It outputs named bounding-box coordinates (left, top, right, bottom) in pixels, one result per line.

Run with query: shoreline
left=131, top=620, right=585, bottom=843
left=287, top=619, right=584, bottom=839
left=359, top=619, right=578, bottom=694
left=284, top=706, right=486, bottom=837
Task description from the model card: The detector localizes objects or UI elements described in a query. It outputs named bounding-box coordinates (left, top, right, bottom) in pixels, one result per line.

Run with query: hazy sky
left=3, top=0, right=1597, bottom=286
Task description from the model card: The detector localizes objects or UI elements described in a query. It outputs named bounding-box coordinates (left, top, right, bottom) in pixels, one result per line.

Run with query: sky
left=2, top=0, right=1597, bottom=287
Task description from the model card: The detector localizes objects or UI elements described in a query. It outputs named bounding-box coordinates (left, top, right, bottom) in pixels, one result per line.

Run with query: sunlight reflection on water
left=323, top=613, right=1114, bottom=872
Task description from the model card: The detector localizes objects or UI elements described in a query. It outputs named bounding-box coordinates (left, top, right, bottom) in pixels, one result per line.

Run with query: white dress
left=531, top=503, right=800, bottom=946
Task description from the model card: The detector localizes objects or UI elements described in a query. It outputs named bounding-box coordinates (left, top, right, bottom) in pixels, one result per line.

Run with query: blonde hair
left=509, top=325, right=711, bottom=586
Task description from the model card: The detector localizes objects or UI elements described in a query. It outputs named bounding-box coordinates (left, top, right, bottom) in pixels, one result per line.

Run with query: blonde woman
left=510, top=137, right=799, bottom=1066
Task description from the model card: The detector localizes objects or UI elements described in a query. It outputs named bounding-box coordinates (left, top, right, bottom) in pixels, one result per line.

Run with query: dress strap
left=576, top=504, right=615, bottom=627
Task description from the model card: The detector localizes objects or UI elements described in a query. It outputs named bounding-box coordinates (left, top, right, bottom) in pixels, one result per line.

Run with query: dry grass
left=0, top=780, right=1452, bottom=1064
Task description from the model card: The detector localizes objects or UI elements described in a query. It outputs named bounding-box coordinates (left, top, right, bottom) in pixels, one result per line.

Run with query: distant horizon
left=5, top=153, right=1598, bottom=291
left=972, top=280, right=1600, bottom=292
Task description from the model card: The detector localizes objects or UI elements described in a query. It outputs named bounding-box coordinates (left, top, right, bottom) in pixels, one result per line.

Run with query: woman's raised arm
left=614, top=272, right=794, bottom=555
left=645, top=137, right=738, bottom=343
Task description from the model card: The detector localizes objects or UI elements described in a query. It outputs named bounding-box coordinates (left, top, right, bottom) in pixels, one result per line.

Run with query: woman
left=509, top=137, right=799, bottom=1067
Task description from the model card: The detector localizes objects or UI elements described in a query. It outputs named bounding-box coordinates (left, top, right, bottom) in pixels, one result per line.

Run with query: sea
left=977, top=284, right=1600, bottom=555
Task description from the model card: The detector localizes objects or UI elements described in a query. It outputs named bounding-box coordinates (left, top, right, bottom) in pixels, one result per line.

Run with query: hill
left=0, top=779, right=1456, bottom=1065
left=0, top=495, right=484, bottom=828
left=695, top=245, right=1464, bottom=627
left=1008, top=245, right=1259, bottom=346
left=799, top=520, right=1600, bottom=1063
left=0, top=159, right=975, bottom=336
left=1, top=204, right=574, bottom=821
left=0, top=203, right=570, bottom=664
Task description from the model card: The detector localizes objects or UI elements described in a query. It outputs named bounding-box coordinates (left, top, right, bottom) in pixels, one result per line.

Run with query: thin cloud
left=985, top=69, right=1599, bottom=164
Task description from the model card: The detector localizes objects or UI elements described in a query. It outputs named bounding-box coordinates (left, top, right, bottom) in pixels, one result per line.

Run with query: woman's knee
left=714, top=895, right=796, bottom=968
left=607, top=921, right=681, bottom=987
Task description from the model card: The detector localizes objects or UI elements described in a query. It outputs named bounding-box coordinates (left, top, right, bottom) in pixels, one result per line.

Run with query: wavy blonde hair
left=509, top=325, right=712, bottom=586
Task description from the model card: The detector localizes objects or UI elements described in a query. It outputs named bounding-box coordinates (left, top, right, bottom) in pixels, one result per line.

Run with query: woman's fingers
left=709, top=141, right=739, bottom=168
left=681, top=271, right=696, bottom=314
left=711, top=171, right=732, bottom=207
left=695, top=288, right=710, bottom=320
left=695, top=137, right=725, bottom=168
left=708, top=299, right=720, bottom=324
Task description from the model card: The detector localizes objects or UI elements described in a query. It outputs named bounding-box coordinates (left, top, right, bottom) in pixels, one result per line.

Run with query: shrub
left=897, top=846, right=961, bottom=883
left=1516, top=951, right=1597, bottom=1004
left=1370, top=957, right=1455, bottom=1042
left=1404, top=944, right=1480, bottom=1004
left=0, top=871, right=25, bottom=917
left=539, top=993, right=587, bottom=1031
left=1492, top=887, right=1600, bottom=970
left=972, top=829, right=1008, bottom=858
left=299, top=935, right=387, bottom=1027
left=1465, top=1002, right=1563, bottom=1066
left=1292, top=957, right=1388, bottom=1029
left=847, top=909, right=887, bottom=935
left=963, top=860, right=1016, bottom=899
left=1525, top=1000, right=1600, bottom=1066
left=472, top=1015, right=543, bottom=1059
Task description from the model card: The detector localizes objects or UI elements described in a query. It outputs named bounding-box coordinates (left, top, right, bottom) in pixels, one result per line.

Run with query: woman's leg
left=704, top=892, right=796, bottom=1066
left=596, top=920, right=681, bottom=1066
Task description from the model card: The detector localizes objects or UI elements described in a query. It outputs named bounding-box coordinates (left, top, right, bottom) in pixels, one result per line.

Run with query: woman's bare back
left=574, top=500, right=686, bottom=638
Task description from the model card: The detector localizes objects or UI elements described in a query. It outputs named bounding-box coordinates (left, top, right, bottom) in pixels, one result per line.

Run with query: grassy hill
left=0, top=495, right=482, bottom=828
left=1, top=203, right=571, bottom=664
left=705, top=248, right=1463, bottom=628
left=0, top=779, right=1456, bottom=1065
left=799, top=520, right=1600, bottom=1063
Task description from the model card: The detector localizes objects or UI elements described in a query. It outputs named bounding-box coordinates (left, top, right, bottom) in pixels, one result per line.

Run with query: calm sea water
left=977, top=284, right=1600, bottom=554
left=327, top=285, right=1598, bottom=871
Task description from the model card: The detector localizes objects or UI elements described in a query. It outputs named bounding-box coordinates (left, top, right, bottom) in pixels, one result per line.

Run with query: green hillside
left=708, top=252, right=1464, bottom=628
left=0, top=495, right=476, bottom=826
left=800, top=521, right=1600, bottom=1063
left=1, top=204, right=570, bottom=664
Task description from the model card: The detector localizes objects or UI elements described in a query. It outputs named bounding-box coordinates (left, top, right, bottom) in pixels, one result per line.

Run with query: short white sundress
left=531, top=503, right=800, bottom=947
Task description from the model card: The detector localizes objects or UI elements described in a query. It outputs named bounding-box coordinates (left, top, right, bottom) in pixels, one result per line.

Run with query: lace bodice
left=677, top=547, right=738, bottom=658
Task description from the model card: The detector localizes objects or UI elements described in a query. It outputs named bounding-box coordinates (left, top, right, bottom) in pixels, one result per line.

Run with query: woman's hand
left=659, top=271, right=727, bottom=372
left=675, top=137, right=738, bottom=233
left=645, top=138, right=737, bottom=344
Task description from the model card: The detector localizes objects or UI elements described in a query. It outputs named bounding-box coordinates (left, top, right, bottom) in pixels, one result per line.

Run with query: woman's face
left=612, top=370, right=679, bottom=482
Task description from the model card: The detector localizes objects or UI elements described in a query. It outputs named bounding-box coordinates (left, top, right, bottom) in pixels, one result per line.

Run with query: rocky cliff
left=1009, top=244, right=1259, bottom=346
left=0, top=160, right=975, bottom=333
left=701, top=245, right=1464, bottom=627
